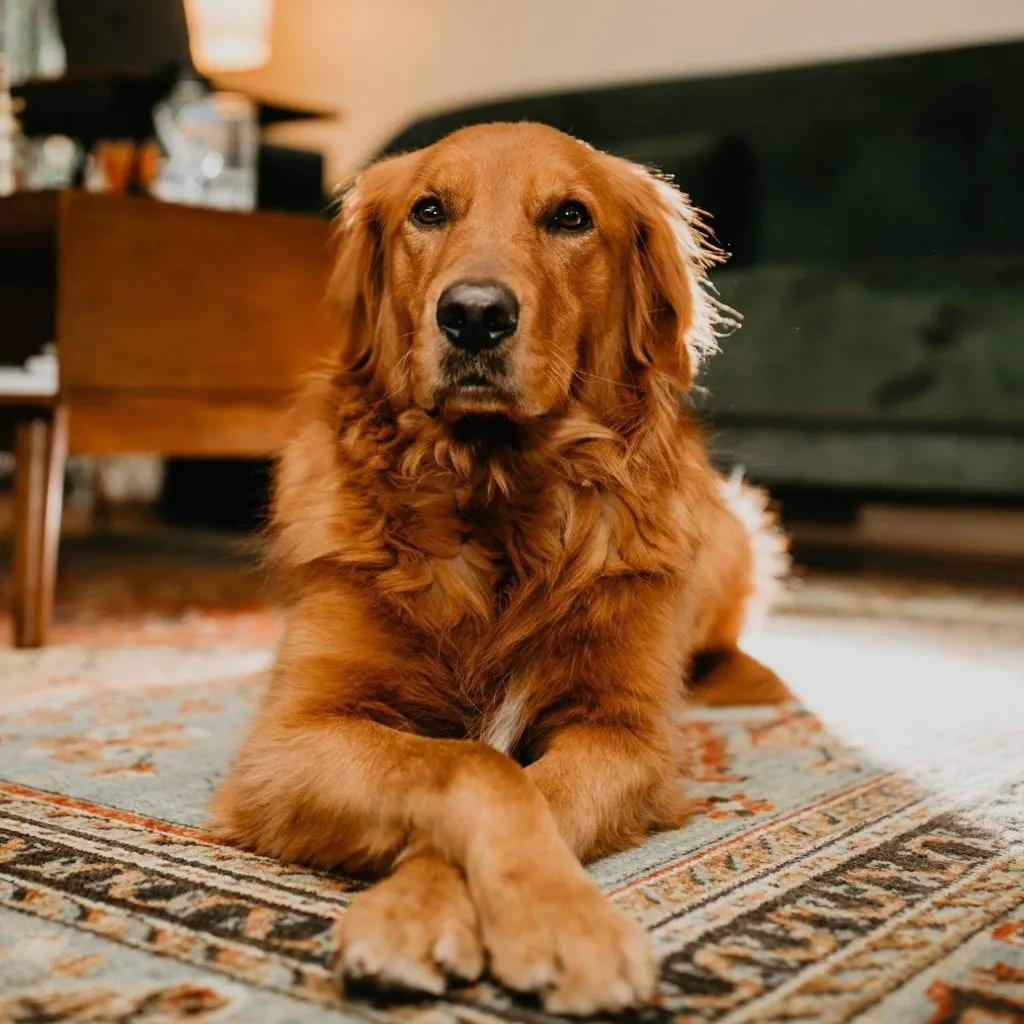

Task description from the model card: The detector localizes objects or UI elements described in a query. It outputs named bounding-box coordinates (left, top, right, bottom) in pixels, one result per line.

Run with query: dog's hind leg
left=689, top=648, right=791, bottom=705
left=686, top=473, right=791, bottom=706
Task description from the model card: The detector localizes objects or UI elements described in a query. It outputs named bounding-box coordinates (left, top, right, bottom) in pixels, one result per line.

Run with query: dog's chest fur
left=309, top=402, right=693, bottom=747
left=368, top=423, right=688, bottom=646
left=397, top=481, right=538, bottom=634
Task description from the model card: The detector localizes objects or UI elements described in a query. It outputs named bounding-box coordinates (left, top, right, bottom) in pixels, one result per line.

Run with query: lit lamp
left=184, top=0, right=275, bottom=74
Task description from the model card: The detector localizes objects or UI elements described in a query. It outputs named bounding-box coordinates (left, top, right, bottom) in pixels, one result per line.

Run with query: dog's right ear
left=328, top=172, right=385, bottom=378
left=328, top=153, right=413, bottom=381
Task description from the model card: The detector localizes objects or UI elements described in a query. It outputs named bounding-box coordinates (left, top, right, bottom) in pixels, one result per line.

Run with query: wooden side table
left=1, top=191, right=335, bottom=647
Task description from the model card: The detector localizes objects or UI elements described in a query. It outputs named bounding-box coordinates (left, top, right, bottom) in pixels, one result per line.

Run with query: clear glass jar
left=152, top=78, right=258, bottom=211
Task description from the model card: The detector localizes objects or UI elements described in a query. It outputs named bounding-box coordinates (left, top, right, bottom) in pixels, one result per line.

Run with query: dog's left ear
left=622, top=166, right=738, bottom=390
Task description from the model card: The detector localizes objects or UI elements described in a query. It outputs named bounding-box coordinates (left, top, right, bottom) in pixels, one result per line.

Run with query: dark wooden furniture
left=1, top=191, right=334, bottom=647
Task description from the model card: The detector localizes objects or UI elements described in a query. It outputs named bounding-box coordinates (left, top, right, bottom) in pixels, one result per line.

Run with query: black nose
left=436, top=281, right=519, bottom=351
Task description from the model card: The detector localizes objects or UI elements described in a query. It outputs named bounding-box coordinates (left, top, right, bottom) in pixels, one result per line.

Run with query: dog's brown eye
left=550, top=200, right=592, bottom=232
left=411, top=197, right=446, bottom=226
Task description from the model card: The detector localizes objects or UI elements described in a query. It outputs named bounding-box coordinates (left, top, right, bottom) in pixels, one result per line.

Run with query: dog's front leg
left=527, top=721, right=688, bottom=862
left=523, top=582, right=690, bottom=861
left=213, top=698, right=655, bottom=1013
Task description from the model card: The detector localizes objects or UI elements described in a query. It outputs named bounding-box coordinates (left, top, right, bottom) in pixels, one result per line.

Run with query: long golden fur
left=211, top=122, right=788, bottom=1014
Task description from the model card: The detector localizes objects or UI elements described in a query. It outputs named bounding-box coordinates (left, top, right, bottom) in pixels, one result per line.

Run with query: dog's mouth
left=454, top=372, right=495, bottom=390
left=433, top=382, right=518, bottom=422
left=431, top=354, right=519, bottom=421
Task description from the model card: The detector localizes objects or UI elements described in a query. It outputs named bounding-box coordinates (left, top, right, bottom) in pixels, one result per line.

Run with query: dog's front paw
left=335, top=854, right=484, bottom=996
left=472, top=855, right=656, bottom=1015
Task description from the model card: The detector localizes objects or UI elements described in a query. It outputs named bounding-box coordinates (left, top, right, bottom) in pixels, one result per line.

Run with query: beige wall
left=220, top=0, right=1024, bottom=185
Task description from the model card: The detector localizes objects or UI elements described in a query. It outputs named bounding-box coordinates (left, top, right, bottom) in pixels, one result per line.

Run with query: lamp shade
left=184, top=0, right=275, bottom=73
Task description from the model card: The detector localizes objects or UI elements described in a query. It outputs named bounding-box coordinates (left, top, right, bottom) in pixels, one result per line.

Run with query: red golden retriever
left=210, top=122, right=788, bottom=1015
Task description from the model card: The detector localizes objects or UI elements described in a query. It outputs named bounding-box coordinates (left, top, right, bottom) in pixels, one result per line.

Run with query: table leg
left=12, top=407, right=68, bottom=648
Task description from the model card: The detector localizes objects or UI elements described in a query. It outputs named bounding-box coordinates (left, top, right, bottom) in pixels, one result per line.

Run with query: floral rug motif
left=1, top=597, right=1023, bottom=1022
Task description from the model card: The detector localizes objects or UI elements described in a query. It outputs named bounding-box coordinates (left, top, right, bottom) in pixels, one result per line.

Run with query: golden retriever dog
left=211, top=122, right=788, bottom=1015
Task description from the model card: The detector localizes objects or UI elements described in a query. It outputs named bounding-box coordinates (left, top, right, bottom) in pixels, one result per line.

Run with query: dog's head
left=330, top=122, right=733, bottom=425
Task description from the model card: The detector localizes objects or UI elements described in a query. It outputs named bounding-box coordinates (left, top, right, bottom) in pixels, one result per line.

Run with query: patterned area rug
left=1, top=547, right=1023, bottom=1022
